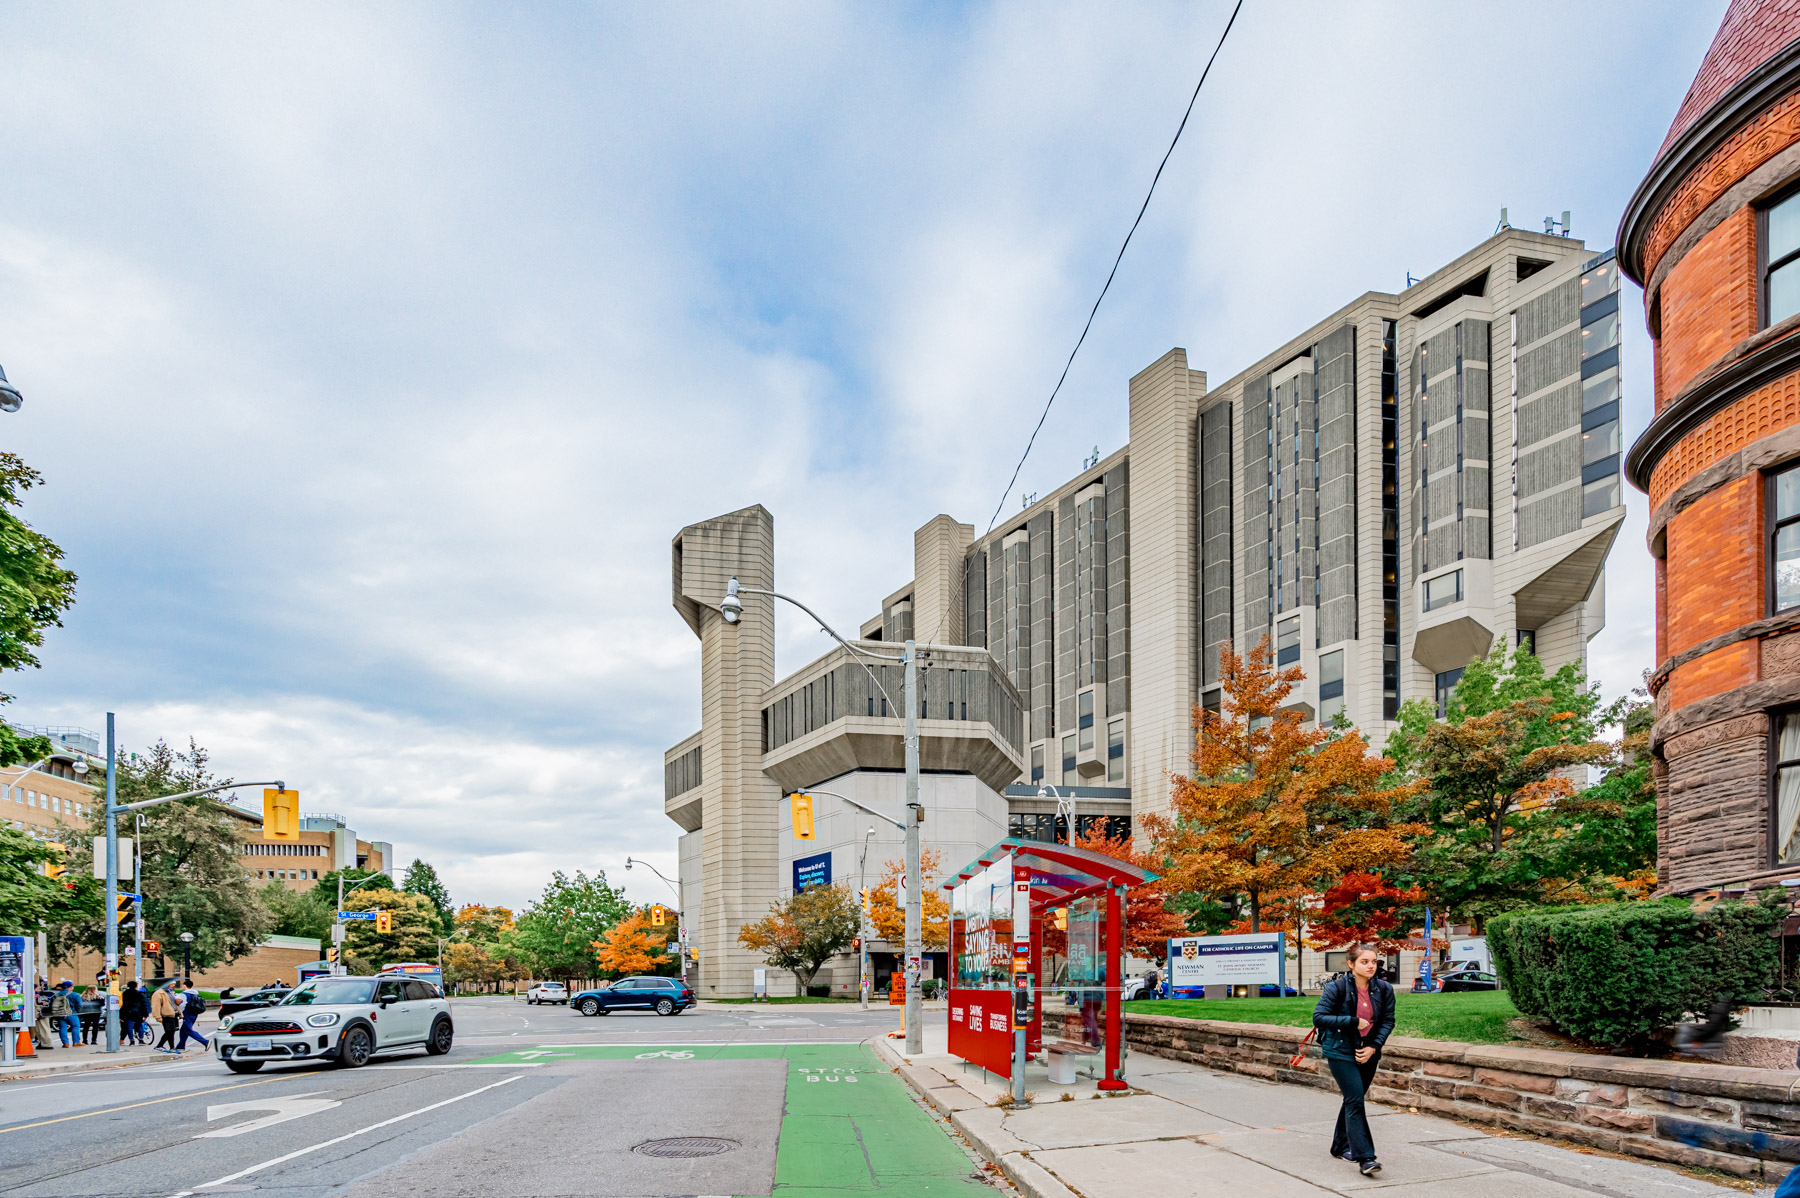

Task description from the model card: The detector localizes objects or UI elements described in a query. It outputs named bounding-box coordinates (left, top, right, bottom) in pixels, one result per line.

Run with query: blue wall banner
left=793, top=852, right=832, bottom=894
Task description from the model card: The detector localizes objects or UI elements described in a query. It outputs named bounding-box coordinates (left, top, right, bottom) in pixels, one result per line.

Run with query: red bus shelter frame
left=943, top=836, right=1159, bottom=1090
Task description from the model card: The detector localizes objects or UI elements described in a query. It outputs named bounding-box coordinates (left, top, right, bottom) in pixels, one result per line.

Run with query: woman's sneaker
left=1339, top=1151, right=1355, bottom=1161
left=1359, top=1160, right=1382, bottom=1177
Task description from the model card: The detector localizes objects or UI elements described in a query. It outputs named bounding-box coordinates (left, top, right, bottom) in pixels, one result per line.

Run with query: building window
left=1773, top=462, right=1800, bottom=612
left=1424, top=570, right=1463, bottom=612
left=1276, top=616, right=1301, bottom=666
left=1434, top=667, right=1465, bottom=718
left=1106, top=719, right=1125, bottom=783
left=1776, top=711, right=1800, bottom=863
left=1318, top=650, right=1345, bottom=724
left=1078, top=690, right=1095, bottom=754
left=1380, top=318, right=1400, bottom=720
left=1061, top=735, right=1077, bottom=786
left=1009, top=813, right=1056, bottom=843
left=1764, top=187, right=1800, bottom=327
left=1516, top=628, right=1537, bottom=654
left=1030, top=744, right=1044, bottom=784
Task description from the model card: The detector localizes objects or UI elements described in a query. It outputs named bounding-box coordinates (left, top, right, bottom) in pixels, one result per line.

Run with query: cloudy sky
left=0, top=2, right=1727, bottom=911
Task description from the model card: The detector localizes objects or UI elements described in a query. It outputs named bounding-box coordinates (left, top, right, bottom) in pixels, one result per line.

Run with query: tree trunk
left=1250, top=892, right=1261, bottom=934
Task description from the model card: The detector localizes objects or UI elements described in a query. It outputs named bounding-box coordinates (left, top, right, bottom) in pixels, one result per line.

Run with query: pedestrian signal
left=263, top=788, right=300, bottom=841
left=650, top=906, right=666, bottom=927
left=790, top=792, right=815, bottom=841
left=852, top=937, right=861, bottom=951
left=143, top=940, right=162, bottom=954
left=376, top=909, right=393, bottom=933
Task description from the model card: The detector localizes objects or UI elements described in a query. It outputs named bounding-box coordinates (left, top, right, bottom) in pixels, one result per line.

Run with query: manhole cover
left=632, top=1136, right=740, bottom=1159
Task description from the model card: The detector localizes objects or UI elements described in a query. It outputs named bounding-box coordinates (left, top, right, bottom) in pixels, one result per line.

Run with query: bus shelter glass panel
left=1058, top=893, right=1106, bottom=1068
left=949, top=854, right=1017, bottom=1077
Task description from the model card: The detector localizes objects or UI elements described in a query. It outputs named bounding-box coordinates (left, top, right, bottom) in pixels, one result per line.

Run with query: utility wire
left=979, top=0, right=1245, bottom=538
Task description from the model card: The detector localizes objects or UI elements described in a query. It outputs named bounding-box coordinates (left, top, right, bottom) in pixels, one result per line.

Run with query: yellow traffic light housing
left=116, top=894, right=135, bottom=921
left=650, top=905, right=666, bottom=927
left=262, top=788, right=300, bottom=841
left=44, top=843, right=66, bottom=880
left=376, top=909, right=393, bottom=933
left=326, top=947, right=338, bottom=963
left=790, top=792, right=815, bottom=841
left=1053, top=907, right=1068, bottom=932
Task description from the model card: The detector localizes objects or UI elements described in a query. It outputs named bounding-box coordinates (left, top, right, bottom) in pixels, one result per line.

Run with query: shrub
left=1488, top=898, right=1780, bottom=1047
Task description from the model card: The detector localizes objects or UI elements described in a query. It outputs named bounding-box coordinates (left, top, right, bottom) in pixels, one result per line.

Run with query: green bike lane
left=471, top=1042, right=995, bottom=1198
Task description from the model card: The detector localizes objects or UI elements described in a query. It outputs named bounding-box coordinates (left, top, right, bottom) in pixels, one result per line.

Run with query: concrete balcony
left=759, top=642, right=1025, bottom=794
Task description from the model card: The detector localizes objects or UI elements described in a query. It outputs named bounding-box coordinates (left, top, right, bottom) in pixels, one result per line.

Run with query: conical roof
left=1661, top=0, right=1800, bottom=155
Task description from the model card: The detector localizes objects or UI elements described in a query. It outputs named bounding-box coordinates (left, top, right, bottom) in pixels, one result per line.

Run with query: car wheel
left=579, top=998, right=600, bottom=1017
left=338, top=1025, right=373, bottom=1068
left=426, top=1017, right=454, bottom=1055
left=225, top=1059, right=263, bottom=1074
left=655, top=998, right=675, bottom=1016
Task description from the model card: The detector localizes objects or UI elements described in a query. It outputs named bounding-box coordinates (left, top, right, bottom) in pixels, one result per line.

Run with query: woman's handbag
left=1288, top=1028, right=1317, bottom=1068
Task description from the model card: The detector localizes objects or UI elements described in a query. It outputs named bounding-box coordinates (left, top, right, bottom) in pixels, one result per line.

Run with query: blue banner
left=793, top=852, right=832, bottom=894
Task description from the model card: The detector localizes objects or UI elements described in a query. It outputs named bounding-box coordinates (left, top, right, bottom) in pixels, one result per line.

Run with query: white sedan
left=527, top=982, right=568, bottom=1005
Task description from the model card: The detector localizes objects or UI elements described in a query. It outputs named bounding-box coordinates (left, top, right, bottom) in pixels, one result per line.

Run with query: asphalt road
left=0, top=998, right=963, bottom=1198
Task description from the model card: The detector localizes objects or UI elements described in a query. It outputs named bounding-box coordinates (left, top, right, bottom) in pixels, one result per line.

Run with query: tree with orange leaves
left=1306, top=871, right=1428, bottom=954
left=592, top=909, right=671, bottom=977
left=1037, top=823, right=1186, bottom=961
left=1145, top=639, right=1424, bottom=934
left=868, top=848, right=949, bottom=950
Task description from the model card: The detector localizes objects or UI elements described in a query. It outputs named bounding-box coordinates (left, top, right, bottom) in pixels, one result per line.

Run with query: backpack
left=186, top=991, right=206, bottom=1014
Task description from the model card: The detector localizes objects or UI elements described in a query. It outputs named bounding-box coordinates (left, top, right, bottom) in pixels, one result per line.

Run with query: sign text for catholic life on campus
left=1167, top=933, right=1285, bottom=992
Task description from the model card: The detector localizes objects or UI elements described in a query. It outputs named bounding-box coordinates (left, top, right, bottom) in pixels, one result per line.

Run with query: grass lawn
left=1125, top=991, right=1525, bottom=1045
left=710, top=995, right=859, bottom=1004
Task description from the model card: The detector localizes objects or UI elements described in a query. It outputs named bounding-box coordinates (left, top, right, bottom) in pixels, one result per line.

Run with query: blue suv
left=572, top=976, right=695, bottom=1016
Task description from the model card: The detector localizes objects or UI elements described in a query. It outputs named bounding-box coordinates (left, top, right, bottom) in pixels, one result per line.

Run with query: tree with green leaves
left=0, top=827, right=98, bottom=941
left=259, top=880, right=334, bottom=943
left=511, top=871, right=633, bottom=981
left=340, top=886, right=439, bottom=971
left=401, top=859, right=453, bottom=934
left=738, top=883, right=859, bottom=994
left=59, top=740, right=270, bottom=973
left=0, top=726, right=52, bottom=770
left=0, top=454, right=77, bottom=687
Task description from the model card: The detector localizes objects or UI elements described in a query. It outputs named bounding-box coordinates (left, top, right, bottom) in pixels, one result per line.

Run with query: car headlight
left=306, top=1013, right=341, bottom=1028
left=219, top=1016, right=234, bottom=1032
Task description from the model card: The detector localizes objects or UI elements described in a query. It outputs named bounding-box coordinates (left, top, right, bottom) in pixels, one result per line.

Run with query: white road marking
left=162, top=1073, right=525, bottom=1197
left=195, top=1093, right=342, bottom=1139
left=364, top=1063, right=544, bottom=1069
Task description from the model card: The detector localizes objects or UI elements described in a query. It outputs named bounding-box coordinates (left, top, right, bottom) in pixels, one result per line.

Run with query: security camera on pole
left=721, top=576, right=924, bottom=1054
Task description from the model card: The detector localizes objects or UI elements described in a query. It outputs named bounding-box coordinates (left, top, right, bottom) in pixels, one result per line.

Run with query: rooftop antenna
left=1563, top=210, right=1572, bottom=237
left=1495, top=207, right=1510, bottom=234
left=1405, top=271, right=1418, bottom=288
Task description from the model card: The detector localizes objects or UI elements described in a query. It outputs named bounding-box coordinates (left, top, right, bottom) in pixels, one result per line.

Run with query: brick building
left=1619, top=0, right=1800, bottom=892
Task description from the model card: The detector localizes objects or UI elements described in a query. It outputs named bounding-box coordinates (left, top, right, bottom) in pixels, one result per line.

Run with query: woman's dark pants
left=1327, top=1054, right=1379, bottom=1162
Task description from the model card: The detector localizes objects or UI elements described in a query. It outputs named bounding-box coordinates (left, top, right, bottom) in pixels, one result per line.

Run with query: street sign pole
left=903, top=639, right=922, bottom=1056
left=103, top=713, right=119, bottom=1052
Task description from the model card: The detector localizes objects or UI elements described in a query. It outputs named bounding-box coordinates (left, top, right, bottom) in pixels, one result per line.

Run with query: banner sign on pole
left=792, top=852, right=831, bottom=894
left=1167, top=933, right=1285, bottom=996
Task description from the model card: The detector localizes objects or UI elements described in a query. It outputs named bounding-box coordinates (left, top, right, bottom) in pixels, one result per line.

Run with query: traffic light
left=852, top=937, right=862, bottom=951
left=263, top=788, right=300, bottom=841
left=375, top=909, right=392, bottom=933
left=143, top=940, right=162, bottom=955
left=650, top=906, right=666, bottom=927
left=790, top=792, right=815, bottom=841
left=115, top=894, right=135, bottom=921
left=43, top=843, right=65, bottom=881
left=326, top=947, right=339, bottom=963
left=1053, top=908, right=1067, bottom=932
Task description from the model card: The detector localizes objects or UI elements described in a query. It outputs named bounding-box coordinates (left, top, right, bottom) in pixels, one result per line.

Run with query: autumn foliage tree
left=1148, top=640, right=1423, bottom=933
left=1307, top=872, right=1428, bottom=954
left=1038, top=823, right=1185, bottom=961
left=867, top=848, right=949, bottom=950
left=738, top=882, right=859, bottom=993
left=592, top=909, right=672, bottom=977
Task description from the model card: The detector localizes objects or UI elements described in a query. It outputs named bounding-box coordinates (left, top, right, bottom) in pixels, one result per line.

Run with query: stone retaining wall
left=1047, top=1010, right=1800, bottom=1182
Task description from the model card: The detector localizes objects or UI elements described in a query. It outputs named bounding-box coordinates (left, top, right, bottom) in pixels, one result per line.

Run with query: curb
left=872, top=1038, right=1081, bottom=1198
left=0, top=1050, right=176, bottom=1082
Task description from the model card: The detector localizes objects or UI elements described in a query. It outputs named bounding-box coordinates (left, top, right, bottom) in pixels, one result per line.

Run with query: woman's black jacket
left=1311, top=974, right=1396, bottom=1061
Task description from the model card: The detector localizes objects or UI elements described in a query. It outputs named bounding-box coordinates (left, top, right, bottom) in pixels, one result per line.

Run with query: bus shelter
left=944, top=837, right=1159, bottom=1090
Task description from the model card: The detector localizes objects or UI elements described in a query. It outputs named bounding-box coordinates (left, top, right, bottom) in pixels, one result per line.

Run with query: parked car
left=1436, top=969, right=1499, bottom=993
left=526, top=982, right=568, bottom=1005
left=1121, top=971, right=1160, bottom=1001
left=218, top=987, right=291, bottom=1019
left=571, top=976, right=695, bottom=1016
left=1257, top=983, right=1299, bottom=997
left=213, top=974, right=452, bottom=1073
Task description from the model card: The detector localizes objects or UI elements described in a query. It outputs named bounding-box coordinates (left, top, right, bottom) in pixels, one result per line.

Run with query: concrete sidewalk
left=877, top=1024, right=1766, bottom=1198
left=0, top=1019, right=219, bottom=1082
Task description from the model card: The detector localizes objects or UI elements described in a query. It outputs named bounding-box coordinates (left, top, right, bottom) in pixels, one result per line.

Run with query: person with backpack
left=47, top=980, right=79, bottom=1048
left=121, top=981, right=150, bottom=1045
left=177, top=979, right=208, bottom=1051
left=1313, top=943, right=1395, bottom=1179
left=151, top=981, right=181, bottom=1052
left=32, top=980, right=56, bottom=1049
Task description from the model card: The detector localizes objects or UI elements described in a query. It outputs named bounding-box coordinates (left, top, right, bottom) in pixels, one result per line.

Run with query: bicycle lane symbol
left=635, top=1050, right=696, bottom=1059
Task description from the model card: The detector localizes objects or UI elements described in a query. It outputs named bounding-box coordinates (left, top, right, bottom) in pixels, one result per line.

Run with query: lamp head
left=720, top=576, right=743, bottom=624
left=0, top=365, right=20, bottom=414
left=625, top=859, right=633, bottom=871
left=179, top=932, right=194, bottom=943
left=72, top=758, right=88, bottom=777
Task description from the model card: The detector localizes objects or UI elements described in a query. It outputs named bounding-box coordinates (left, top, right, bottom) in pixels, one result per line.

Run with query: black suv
left=571, top=977, right=695, bottom=1016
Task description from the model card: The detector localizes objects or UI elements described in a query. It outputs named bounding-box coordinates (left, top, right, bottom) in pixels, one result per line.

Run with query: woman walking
left=151, top=981, right=181, bottom=1053
left=1312, top=944, right=1395, bottom=1178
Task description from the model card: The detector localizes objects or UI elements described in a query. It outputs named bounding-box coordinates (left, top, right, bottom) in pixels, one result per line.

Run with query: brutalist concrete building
left=668, top=227, right=1625, bottom=996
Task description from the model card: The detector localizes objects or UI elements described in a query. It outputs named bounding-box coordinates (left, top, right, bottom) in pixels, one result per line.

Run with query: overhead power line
left=980, top=0, right=1245, bottom=537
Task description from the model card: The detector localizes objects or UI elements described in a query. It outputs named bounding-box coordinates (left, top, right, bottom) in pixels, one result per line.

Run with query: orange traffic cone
left=15, top=1027, right=35, bottom=1057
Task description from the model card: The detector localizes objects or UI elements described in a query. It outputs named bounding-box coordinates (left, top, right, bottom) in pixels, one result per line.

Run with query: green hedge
left=1488, top=898, right=1780, bottom=1047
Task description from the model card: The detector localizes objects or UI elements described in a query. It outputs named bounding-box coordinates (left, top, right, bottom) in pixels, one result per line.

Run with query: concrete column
left=1125, top=349, right=1205, bottom=825
left=913, top=515, right=974, bottom=647
left=673, top=506, right=780, bottom=997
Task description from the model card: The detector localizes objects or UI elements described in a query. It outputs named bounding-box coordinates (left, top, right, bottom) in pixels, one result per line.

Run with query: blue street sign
left=339, top=911, right=379, bottom=921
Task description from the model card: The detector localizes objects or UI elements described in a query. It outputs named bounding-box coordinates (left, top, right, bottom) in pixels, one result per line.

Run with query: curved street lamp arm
left=795, top=788, right=905, bottom=832
left=626, top=857, right=682, bottom=904
left=731, top=580, right=906, bottom=718
left=115, top=779, right=288, bottom=814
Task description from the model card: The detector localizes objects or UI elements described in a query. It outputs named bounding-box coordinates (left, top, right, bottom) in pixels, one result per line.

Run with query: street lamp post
left=857, top=826, right=875, bottom=1011
left=626, top=857, right=686, bottom=984
left=721, top=577, right=924, bottom=1054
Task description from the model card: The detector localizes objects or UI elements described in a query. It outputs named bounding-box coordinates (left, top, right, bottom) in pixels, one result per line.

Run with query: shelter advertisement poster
left=0, top=936, right=26, bottom=1026
left=1167, top=933, right=1284, bottom=996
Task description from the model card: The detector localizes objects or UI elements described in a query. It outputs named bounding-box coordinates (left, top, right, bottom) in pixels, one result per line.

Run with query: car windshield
left=279, top=979, right=375, bottom=1006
